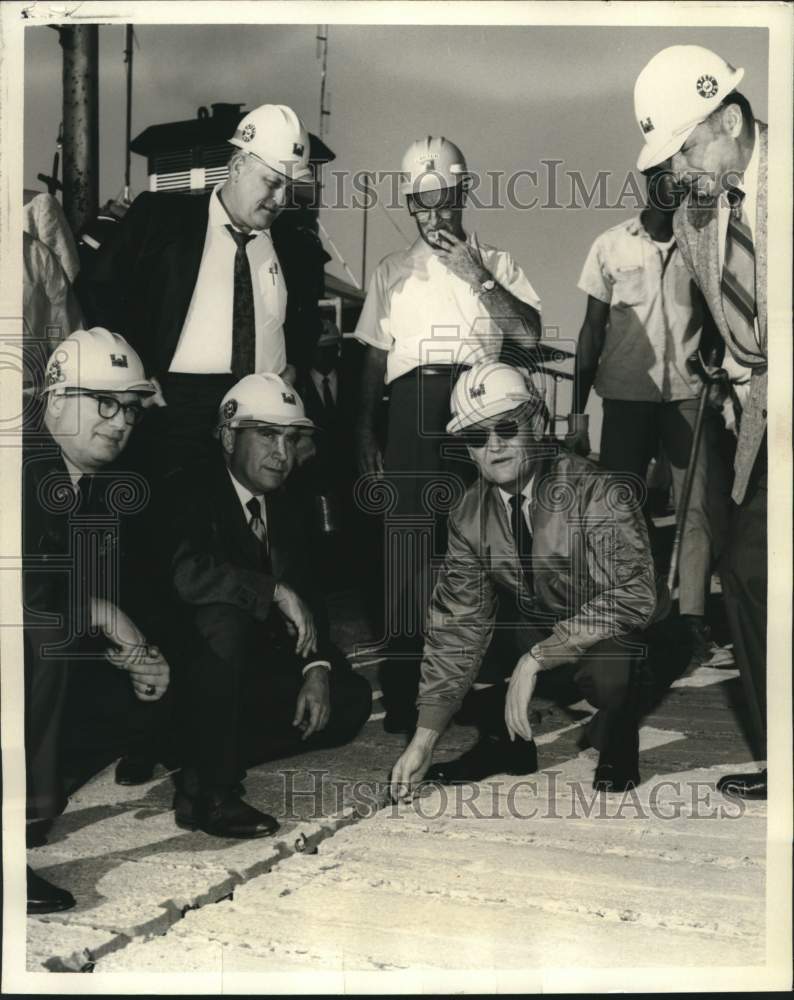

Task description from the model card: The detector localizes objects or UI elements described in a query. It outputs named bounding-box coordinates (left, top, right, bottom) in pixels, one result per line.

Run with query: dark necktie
left=322, top=375, right=336, bottom=414
left=76, top=473, right=96, bottom=514
left=246, top=496, right=271, bottom=569
left=721, top=188, right=758, bottom=353
left=226, top=225, right=257, bottom=378
left=509, top=494, right=533, bottom=590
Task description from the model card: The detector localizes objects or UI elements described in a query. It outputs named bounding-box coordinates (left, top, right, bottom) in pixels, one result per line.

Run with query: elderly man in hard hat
left=165, top=373, right=371, bottom=839
left=634, top=45, right=768, bottom=800
left=24, top=328, right=172, bottom=914
left=85, top=104, right=313, bottom=475
left=569, top=161, right=726, bottom=667
left=390, top=362, right=670, bottom=799
left=355, top=137, right=542, bottom=733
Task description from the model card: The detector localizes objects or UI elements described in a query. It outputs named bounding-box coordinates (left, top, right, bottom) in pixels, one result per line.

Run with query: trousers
left=176, top=605, right=372, bottom=794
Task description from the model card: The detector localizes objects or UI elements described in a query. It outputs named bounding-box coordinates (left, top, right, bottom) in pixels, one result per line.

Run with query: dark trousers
left=25, top=629, right=170, bottom=821
left=178, top=606, right=372, bottom=796
left=720, top=445, right=767, bottom=759
left=380, top=368, right=475, bottom=708
left=600, top=397, right=726, bottom=617
left=128, top=373, right=235, bottom=480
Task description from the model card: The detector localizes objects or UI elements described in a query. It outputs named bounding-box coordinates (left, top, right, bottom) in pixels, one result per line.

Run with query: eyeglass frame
left=455, top=403, right=547, bottom=450
left=69, top=390, right=146, bottom=427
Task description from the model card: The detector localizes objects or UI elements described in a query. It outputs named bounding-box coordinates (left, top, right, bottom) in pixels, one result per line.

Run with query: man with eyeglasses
left=164, top=373, right=371, bottom=839
left=83, top=104, right=312, bottom=476
left=390, top=362, right=670, bottom=799
left=355, top=137, right=542, bottom=733
left=24, top=328, right=172, bottom=914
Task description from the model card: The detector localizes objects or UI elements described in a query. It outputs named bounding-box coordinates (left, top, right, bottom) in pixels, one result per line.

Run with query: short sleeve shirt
left=354, top=238, right=541, bottom=384
left=578, top=217, right=704, bottom=402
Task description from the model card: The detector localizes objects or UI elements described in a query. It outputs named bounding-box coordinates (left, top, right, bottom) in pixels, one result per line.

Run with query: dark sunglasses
left=458, top=418, right=522, bottom=450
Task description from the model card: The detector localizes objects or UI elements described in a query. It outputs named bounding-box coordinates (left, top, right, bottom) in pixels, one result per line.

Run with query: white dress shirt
left=354, top=237, right=541, bottom=384
left=498, top=478, right=535, bottom=536
left=169, top=186, right=287, bottom=375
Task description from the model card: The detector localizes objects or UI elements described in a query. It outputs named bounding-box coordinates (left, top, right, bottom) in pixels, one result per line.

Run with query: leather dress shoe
left=27, top=866, right=76, bottom=915
left=115, top=753, right=158, bottom=786
left=717, top=770, right=767, bottom=800
left=592, top=762, right=641, bottom=794
left=425, top=737, right=538, bottom=785
left=175, top=791, right=279, bottom=839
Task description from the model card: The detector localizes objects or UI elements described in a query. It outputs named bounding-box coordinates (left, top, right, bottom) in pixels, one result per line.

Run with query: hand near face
left=432, top=230, right=489, bottom=287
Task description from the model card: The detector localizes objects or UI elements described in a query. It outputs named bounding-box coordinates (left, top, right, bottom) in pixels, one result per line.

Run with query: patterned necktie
left=246, top=496, right=271, bottom=571
left=720, top=188, right=758, bottom=352
left=509, top=494, right=533, bottom=591
left=226, top=225, right=257, bottom=378
left=322, top=375, right=336, bottom=414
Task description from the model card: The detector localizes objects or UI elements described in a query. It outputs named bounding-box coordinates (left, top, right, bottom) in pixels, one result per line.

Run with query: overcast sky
left=23, top=21, right=768, bottom=431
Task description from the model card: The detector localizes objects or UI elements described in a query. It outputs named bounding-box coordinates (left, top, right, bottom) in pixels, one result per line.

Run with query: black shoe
left=174, top=791, right=279, bottom=839
left=383, top=706, right=418, bottom=735
left=592, top=762, right=641, bottom=794
left=681, top=614, right=710, bottom=667
left=27, top=866, right=76, bottom=915
left=425, top=737, right=538, bottom=785
left=115, top=753, right=158, bottom=786
left=716, top=770, right=767, bottom=800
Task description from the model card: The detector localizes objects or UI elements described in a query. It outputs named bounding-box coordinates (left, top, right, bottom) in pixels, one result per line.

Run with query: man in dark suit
left=24, top=328, right=171, bottom=913
left=166, top=373, right=371, bottom=839
left=634, top=45, right=769, bottom=799
left=83, top=104, right=314, bottom=475
left=390, top=362, right=671, bottom=800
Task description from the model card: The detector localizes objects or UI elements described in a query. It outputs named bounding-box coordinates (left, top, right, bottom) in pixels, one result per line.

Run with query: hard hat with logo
left=229, top=104, right=312, bottom=181
left=400, top=136, right=469, bottom=197
left=447, top=361, right=544, bottom=434
left=217, top=373, right=315, bottom=432
left=43, top=327, right=155, bottom=395
left=634, top=45, right=745, bottom=172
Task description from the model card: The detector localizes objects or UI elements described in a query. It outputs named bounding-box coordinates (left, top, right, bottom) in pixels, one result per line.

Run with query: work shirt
left=169, top=186, right=287, bottom=375
left=354, top=237, right=541, bottom=384
left=578, top=217, right=704, bottom=402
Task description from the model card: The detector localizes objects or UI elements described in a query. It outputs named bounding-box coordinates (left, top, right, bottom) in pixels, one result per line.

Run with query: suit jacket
left=673, top=123, right=768, bottom=503
left=166, top=456, right=332, bottom=664
left=83, top=192, right=325, bottom=378
left=417, top=451, right=668, bottom=732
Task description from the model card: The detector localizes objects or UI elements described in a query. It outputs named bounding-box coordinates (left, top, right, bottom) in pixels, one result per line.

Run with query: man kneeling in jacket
left=166, top=373, right=371, bottom=838
left=391, top=361, right=669, bottom=799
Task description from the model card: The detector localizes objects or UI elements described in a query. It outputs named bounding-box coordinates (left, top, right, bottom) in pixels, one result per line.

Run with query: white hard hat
left=400, top=136, right=469, bottom=197
left=217, top=373, right=315, bottom=432
left=229, top=104, right=312, bottom=181
left=634, top=45, right=745, bottom=172
left=43, top=327, right=154, bottom=395
left=447, top=361, right=543, bottom=434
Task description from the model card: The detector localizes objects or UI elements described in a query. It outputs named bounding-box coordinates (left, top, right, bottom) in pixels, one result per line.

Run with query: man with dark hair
left=634, top=45, right=769, bottom=799
left=390, top=362, right=670, bottom=799
left=569, top=162, right=723, bottom=664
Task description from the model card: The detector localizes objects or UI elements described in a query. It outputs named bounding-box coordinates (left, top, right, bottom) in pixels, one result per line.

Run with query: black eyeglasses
left=78, top=392, right=144, bottom=426
left=458, top=418, right=522, bottom=450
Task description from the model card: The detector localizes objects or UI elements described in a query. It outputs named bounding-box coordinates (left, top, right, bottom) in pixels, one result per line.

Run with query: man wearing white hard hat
left=164, top=373, right=371, bottom=839
left=634, top=45, right=768, bottom=800
left=355, top=136, right=542, bottom=732
left=24, top=328, right=172, bottom=913
left=85, top=104, right=313, bottom=475
left=390, top=362, right=671, bottom=799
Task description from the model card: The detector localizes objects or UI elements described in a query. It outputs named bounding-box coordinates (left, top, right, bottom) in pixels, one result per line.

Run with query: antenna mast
left=123, top=25, right=134, bottom=201
left=316, top=25, right=330, bottom=138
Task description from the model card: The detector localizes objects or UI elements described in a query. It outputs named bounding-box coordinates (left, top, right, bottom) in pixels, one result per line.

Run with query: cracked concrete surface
left=25, top=654, right=769, bottom=979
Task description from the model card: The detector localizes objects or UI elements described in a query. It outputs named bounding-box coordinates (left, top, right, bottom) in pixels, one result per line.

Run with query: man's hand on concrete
left=505, top=653, right=541, bottom=742
left=293, top=666, right=331, bottom=740
left=433, top=230, right=489, bottom=287
left=390, top=728, right=438, bottom=802
left=274, top=583, right=318, bottom=658
left=356, top=427, right=384, bottom=478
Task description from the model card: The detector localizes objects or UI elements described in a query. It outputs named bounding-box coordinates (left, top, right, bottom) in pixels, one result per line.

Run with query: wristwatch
left=479, top=277, right=496, bottom=296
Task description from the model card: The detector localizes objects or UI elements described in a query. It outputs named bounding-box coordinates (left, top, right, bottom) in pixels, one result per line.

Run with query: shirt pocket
left=611, top=265, right=646, bottom=307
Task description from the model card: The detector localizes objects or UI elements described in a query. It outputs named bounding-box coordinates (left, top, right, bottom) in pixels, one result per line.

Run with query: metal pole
left=362, top=173, right=369, bottom=289
left=123, top=25, right=133, bottom=200
left=60, top=25, right=99, bottom=235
